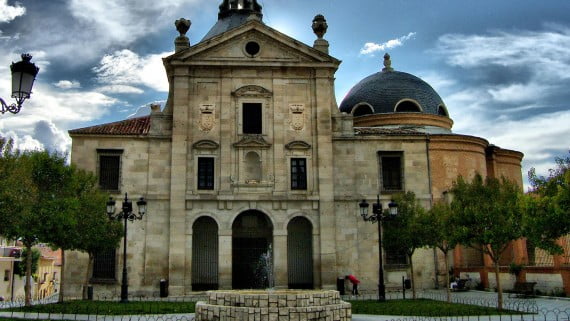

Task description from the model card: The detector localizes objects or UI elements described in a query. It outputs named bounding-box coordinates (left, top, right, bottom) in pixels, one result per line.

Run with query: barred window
left=385, top=248, right=408, bottom=268
left=379, top=152, right=403, bottom=191
left=198, top=157, right=215, bottom=190
left=92, top=248, right=116, bottom=280
left=97, top=149, right=123, bottom=191
left=291, top=158, right=307, bottom=190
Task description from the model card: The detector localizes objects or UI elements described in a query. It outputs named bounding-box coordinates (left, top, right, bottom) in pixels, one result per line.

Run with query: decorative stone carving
left=233, top=135, right=271, bottom=149
left=174, top=18, right=191, bottom=52
left=285, top=140, right=311, bottom=150
left=383, top=53, right=394, bottom=72
left=193, top=140, right=220, bottom=150
left=232, top=85, right=272, bottom=98
left=289, top=103, right=305, bottom=131
left=199, top=104, right=215, bottom=132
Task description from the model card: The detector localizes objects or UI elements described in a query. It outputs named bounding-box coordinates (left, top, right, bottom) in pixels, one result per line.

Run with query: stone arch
left=232, top=210, right=274, bottom=289
left=351, top=103, right=374, bottom=117
left=438, top=104, right=449, bottom=117
left=287, top=216, right=314, bottom=289
left=394, top=99, right=422, bottom=112
left=191, top=216, right=219, bottom=290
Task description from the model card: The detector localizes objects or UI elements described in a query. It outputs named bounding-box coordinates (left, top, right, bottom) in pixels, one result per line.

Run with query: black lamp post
left=359, top=195, right=398, bottom=302
left=1, top=54, right=40, bottom=115
left=106, top=193, right=147, bottom=303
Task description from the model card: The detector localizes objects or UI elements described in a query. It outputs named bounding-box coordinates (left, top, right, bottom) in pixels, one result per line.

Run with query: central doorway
left=232, top=210, right=273, bottom=289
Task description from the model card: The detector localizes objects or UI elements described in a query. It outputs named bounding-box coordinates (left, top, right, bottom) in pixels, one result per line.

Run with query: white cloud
left=0, top=0, right=25, bottom=23
left=360, top=32, right=416, bottom=55
left=487, top=83, right=550, bottom=104
left=93, top=49, right=169, bottom=93
left=436, top=27, right=570, bottom=81
left=97, top=85, right=144, bottom=94
left=54, top=80, right=81, bottom=89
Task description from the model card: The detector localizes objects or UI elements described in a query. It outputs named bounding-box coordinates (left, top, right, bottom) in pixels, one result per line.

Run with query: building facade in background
left=64, top=0, right=568, bottom=297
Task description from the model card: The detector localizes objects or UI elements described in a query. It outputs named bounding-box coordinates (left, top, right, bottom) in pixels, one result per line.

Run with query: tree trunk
left=24, top=245, right=32, bottom=307
left=495, top=261, right=503, bottom=311
left=58, top=249, right=65, bottom=303
left=83, top=253, right=94, bottom=300
left=409, top=254, right=416, bottom=299
left=444, top=250, right=451, bottom=303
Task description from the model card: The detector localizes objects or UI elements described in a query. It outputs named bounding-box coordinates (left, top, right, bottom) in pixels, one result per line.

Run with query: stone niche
left=195, top=290, right=352, bottom=321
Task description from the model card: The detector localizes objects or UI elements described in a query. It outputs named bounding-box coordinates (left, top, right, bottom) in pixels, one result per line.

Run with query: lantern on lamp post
left=359, top=195, right=398, bottom=301
left=1, top=54, right=40, bottom=115
left=106, top=193, right=147, bottom=303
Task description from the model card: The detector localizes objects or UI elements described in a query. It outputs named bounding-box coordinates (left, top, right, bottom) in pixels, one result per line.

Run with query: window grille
left=97, top=149, right=122, bottom=191
left=380, top=153, right=403, bottom=191
left=92, top=248, right=116, bottom=280
left=291, top=158, right=307, bottom=190
left=198, top=157, right=215, bottom=190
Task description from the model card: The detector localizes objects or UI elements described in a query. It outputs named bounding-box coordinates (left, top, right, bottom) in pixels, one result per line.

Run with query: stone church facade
left=65, top=1, right=549, bottom=297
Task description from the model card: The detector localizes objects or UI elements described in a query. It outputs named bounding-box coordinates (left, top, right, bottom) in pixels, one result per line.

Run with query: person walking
left=345, top=274, right=360, bottom=295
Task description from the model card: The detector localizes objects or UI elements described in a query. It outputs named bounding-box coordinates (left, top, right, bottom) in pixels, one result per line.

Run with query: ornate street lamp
left=1, top=54, right=40, bottom=115
left=359, top=195, right=398, bottom=302
left=106, top=193, right=147, bottom=303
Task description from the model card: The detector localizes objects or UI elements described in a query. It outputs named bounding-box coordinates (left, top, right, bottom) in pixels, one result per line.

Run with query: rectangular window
left=4, top=270, right=9, bottom=282
left=98, top=149, right=123, bottom=191
left=380, top=152, right=403, bottom=191
left=242, top=103, right=262, bottom=134
left=291, top=158, right=307, bottom=190
left=198, top=157, right=215, bottom=190
left=92, top=248, right=116, bottom=281
left=385, top=248, right=408, bottom=268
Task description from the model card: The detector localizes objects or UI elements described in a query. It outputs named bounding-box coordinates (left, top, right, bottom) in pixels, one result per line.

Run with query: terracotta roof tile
left=69, top=116, right=150, bottom=136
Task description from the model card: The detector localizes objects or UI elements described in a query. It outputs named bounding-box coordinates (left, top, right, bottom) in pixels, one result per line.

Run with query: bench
left=512, top=282, right=536, bottom=297
left=451, top=278, right=471, bottom=291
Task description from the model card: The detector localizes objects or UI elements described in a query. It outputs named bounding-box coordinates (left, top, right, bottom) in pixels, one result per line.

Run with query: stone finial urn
left=175, top=18, right=191, bottom=37
left=312, top=14, right=328, bottom=39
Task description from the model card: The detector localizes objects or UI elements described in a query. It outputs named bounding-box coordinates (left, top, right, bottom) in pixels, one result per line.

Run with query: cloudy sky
left=1, top=0, right=569, bottom=189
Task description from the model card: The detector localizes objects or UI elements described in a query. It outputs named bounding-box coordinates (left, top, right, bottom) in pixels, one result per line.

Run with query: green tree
left=524, top=153, right=570, bottom=254
left=0, top=143, right=121, bottom=304
left=0, top=144, right=41, bottom=306
left=383, top=191, right=428, bottom=299
left=72, top=171, right=122, bottom=300
left=421, top=201, right=457, bottom=302
left=449, top=174, right=522, bottom=310
left=15, top=248, right=40, bottom=277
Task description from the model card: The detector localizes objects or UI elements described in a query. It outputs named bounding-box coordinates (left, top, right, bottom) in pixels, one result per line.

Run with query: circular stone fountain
left=195, top=290, right=352, bottom=321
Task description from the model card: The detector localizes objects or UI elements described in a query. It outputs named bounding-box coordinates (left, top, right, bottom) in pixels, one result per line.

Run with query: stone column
left=273, top=231, right=288, bottom=289
left=168, top=66, right=190, bottom=295
left=219, top=229, right=233, bottom=289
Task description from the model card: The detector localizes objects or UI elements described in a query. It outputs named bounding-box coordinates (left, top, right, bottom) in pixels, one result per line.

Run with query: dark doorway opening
left=232, top=210, right=273, bottom=289
left=287, top=217, right=313, bottom=289
left=192, top=217, right=219, bottom=291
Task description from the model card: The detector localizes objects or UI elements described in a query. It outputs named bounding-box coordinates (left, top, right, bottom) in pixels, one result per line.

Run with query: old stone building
left=65, top=0, right=563, bottom=297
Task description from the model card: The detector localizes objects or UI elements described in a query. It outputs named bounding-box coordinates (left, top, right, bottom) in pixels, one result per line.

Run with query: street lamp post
left=1, top=54, right=40, bottom=115
left=106, top=193, right=147, bottom=303
left=359, top=195, right=398, bottom=302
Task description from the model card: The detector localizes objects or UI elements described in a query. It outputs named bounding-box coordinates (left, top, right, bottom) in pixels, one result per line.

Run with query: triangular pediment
left=166, top=20, right=340, bottom=66
left=233, top=135, right=272, bottom=149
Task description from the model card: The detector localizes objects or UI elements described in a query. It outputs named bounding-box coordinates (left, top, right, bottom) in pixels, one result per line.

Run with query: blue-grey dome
left=339, top=70, right=448, bottom=117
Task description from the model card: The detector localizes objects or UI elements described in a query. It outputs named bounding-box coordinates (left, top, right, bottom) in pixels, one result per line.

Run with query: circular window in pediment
left=245, top=41, right=260, bottom=57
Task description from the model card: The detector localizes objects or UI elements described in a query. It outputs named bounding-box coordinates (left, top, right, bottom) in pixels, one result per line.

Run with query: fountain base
left=195, top=290, right=351, bottom=321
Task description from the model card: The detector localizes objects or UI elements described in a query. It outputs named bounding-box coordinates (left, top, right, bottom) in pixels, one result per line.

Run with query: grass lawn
left=2, top=299, right=522, bottom=318
left=2, top=300, right=196, bottom=315
left=348, top=299, right=520, bottom=316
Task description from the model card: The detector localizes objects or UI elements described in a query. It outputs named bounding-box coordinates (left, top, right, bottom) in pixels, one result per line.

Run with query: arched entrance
left=287, top=216, right=313, bottom=289
left=192, top=216, right=219, bottom=291
left=232, top=210, right=273, bottom=289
